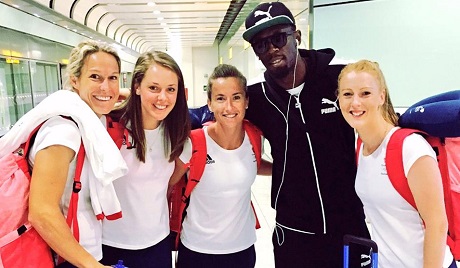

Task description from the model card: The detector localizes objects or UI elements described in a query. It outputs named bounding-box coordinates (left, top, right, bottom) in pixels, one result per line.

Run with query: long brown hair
left=114, top=51, right=190, bottom=162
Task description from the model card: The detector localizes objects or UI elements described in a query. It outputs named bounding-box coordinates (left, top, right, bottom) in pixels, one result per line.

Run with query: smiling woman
left=337, top=60, right=454, bottom=268
left=68, top=51, right=120, bottom=117
left=170, top=64, right=272, bottom=268
left=0, top=40, right=128, bottom=268
left=100, top=51, right=191, bottom=268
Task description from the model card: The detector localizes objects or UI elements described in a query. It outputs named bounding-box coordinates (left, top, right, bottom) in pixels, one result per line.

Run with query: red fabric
left=168, top=121, right=264, bottom=250
left=0, top=122, right=54, bottom=267
left=0, top=228, right=54, bottom=268
left=358, top=129, right=460, bottom=260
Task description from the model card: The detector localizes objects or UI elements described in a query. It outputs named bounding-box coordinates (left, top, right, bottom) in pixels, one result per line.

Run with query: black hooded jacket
left=245, top=48, right=368, bottom=237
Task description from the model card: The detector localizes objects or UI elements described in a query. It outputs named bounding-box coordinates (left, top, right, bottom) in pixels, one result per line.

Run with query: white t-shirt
left=102, top=124, right=174, bottom=249
left=180, top=126, right=257, bottom=254
left=29, top=116, right=104, bottom=260
left=356, top=127, right=452, bottom=267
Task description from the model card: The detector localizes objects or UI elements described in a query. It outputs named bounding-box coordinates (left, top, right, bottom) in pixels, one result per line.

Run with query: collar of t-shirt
left=287, top=82, right=305, bottom=97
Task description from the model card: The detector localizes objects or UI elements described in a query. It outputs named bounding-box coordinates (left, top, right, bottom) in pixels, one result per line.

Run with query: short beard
left=268, top=65, right=290, bottom=78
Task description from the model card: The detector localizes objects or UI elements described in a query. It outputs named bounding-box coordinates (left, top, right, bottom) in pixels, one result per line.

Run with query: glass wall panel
left=12, top=59, right=33, bottom=120
left=45, top=64, right=59, bottom=94
left=30, top=61, right=59, bottom=106
left=0, top=58, right=13, bottom=136
left=30, top=61, right=46, bottom=106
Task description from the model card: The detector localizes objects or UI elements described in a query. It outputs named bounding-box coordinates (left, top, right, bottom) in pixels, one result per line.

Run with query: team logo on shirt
left=321, top=97, right=339, bottom=114
left=206, top=154, right=215, bottom=165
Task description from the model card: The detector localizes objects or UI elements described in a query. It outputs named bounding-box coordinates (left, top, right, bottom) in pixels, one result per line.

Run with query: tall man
left=242, top=2, right=370, bottom=267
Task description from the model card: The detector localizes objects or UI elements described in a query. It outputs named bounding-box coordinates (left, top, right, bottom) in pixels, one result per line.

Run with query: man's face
left=251, top=24, right=298, bottom=78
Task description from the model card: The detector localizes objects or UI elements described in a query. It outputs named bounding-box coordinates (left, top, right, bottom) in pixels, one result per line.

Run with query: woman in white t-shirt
left=170, top=64, right=272, bottom=268
left=100, top=51, right=190, bottom=268
left=28, top=40, right=122, bottom=268
left=337, top=60, right=455, bottom=268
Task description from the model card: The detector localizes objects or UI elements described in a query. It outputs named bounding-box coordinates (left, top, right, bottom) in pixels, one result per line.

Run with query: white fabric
left=102, top=124, right=174, bottom=249
left=286, top=82, right=305, bottom=96
left=0, top=90, right=127, bottom=183
left=0, top=90, right=127, bottom=259
left=179, top=137, right=192, bottom=164
left=28, top=117, right=103, bottom=260
left=355, top=127, right=453, bottom=267
left=181, top=126, right=257, bottom=254
left=0, top=90, right=127, bottom=219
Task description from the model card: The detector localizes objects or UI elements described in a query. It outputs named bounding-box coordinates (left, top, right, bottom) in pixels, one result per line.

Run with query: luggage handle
left=343, top=234, right=378, bottom=251
left=343, top=235, right=378, bottom=268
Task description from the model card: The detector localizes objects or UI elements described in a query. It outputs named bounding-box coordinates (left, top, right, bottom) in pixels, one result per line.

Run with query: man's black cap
left=243, top=2, right=295, bottom=42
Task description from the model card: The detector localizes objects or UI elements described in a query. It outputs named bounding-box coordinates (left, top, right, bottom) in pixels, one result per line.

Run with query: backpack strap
left=29, top=117, right=86, bottom=265
left=356, top=128, right=422, bottom=209
left=106, top=115, right=132, bottom=149
left=174, top=122, right=263, bottom=247
left=242, top=120, right=263, bottom=229
left=185, top=128, right=207, bottom=202
left=57, top=143, right=85, bottom=265
left=385, top=128, right=423, bottom=210
left=66, top=143, right=85, bottom=241
left=356, top=137, right=363, bottom=165
left=173, top=128, right=207, bottom=248
left=243, top=120, right=262, bottom=169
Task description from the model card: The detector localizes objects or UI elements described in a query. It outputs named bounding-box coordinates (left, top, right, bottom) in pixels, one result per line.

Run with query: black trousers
left=100, top=236, right=172, bottom=268
left=176, top=242, right=256, bottom=268
left=272, top=227, right=369, bottom=268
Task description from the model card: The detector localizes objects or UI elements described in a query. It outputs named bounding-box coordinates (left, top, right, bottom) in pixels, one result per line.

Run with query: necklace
left=145, top=128, right=160, bottom=153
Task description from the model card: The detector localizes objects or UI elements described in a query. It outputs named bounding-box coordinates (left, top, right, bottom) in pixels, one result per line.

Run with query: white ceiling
left=1, top=0, right=309, bottom=53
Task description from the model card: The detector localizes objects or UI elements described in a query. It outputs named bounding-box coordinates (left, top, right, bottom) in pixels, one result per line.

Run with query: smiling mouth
left=270, top=58, right=283, bottom=65
left=223, top=114, right=237, bottom=118
left=351, top=111, right=365, bottom=117
left=155, top=104, right=167, bottom=110
left=95, top=95, right=111, bottom=101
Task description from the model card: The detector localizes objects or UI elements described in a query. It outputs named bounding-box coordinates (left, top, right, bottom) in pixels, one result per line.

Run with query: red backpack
left=169, top=120, right=263, bottom=249
left=0, top=120, right=85, bottom=268
left=357, top=129, right=460, bottom=260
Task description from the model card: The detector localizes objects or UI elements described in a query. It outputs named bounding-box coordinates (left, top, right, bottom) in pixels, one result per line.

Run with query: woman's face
left=208, top=77, right=248, bottom=128
left=338, top=71, right=385, bottom=130
left=136, top=63, right=178, bottom=130
left=71, top=51, right=120, bottom=117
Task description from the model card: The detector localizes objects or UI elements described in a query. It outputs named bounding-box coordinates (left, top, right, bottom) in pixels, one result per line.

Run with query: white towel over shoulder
left=0, top=90, right=128, bottom=219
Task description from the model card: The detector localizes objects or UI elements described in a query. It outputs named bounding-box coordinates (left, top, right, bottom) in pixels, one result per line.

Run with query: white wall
left=313, top=0, right=460, bottom=107
left=189, top=46, right=219, bottom=108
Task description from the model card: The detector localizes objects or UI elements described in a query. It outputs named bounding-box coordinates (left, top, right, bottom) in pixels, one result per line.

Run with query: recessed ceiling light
left=147, top=2, right=156, bottom=6
left=153, top=10, right=161, bottom=14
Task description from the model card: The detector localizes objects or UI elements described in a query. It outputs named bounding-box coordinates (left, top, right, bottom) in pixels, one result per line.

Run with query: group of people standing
left=1, top=1, right=455, bottom=268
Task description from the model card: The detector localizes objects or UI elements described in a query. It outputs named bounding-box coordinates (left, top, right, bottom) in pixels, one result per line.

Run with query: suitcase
left=343, top=234, right=378, bottom=268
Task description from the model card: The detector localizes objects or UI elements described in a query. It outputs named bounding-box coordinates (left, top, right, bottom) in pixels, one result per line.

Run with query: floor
left=251, top=141, right=276, bottom=268
left=251, top=173, right=276, bottom=268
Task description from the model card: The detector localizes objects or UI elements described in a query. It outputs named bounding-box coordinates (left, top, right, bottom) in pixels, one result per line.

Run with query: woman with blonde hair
left=337, top=60, right=454, bottom=268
